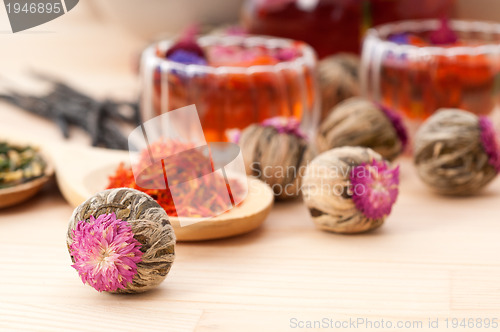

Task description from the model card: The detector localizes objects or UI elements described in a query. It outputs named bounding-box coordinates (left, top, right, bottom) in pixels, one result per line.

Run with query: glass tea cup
left=140, top=34, right=320, bottom=142
left=361, top=19, right=500, bottom=133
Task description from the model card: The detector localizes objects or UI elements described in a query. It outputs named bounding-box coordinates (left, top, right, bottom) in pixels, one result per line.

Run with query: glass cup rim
left=365, top=19, right=500, bottom=55
left=142, top=34, right=317, bottom=75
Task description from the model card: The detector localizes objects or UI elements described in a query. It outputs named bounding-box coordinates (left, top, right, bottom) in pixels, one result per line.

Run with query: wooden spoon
left=50, top=144, right=274, bottom=241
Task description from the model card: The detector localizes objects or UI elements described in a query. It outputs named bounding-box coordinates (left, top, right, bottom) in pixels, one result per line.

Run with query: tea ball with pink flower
left=237, top=116, right=314, bottom=200
left=302, top=147, right=400, bottom=234
left=67, top=188, right=175, bottom=293
left=317, top=97, right=408, bottom=161
left=414, top=109, right=500, bottom=195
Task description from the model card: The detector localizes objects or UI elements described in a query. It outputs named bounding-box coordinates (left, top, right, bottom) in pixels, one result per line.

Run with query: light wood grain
left=1, top=15, right=500, bottom=332
left=1, top=168, right=500, bottom=331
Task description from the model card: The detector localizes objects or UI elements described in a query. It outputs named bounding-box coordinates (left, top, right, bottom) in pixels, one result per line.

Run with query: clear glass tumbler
left=361, top=19, right=500, bottom=132
left=140, top=35, right=319, bottom=142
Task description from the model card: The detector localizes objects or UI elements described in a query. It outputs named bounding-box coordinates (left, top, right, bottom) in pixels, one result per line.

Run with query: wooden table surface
left=1, top=15, right=500, bottom=332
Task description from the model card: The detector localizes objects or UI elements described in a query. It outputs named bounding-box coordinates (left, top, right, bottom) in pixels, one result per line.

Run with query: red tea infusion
left=362, top=19, right=500, bottom=124
left=141, top=33, right=318, bottom=142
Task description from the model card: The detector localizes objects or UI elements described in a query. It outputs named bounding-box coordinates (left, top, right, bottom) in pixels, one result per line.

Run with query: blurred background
left=1, top=0, right=500, bottom=145
left=67, top=0, right=500, bottom=41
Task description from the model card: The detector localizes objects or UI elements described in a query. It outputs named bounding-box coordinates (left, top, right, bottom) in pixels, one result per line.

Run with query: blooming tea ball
left=67, top=188, right=176, bottom=293
left=318, top=53, right=360, bottom=120
left=317, top=97, right=408, bottom=161
left=414, top=109, right=500, bottom=195
left=238, top=117, right=313, bottom=200
left=302, top=147, right=399, bottom=234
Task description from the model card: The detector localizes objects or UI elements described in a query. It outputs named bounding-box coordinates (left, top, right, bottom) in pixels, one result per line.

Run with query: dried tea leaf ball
left=67, top=188, right=176, bottom=293
left=318, top=53, right=360, bottom=120
left=302, top=147, right=399, bottom=234
left=414, top=109, right=500, bottom=195
left=238, top=117, right=313, bottom=200
left=317, top=97, right=408, bottom=161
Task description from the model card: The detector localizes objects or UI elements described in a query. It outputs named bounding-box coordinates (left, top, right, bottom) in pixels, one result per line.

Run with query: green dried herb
left=0, top=142, right=46, bottom=189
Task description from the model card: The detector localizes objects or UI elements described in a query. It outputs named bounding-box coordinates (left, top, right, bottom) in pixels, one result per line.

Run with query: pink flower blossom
left=430, top=17, right=458, bottom=45
left=479, top=116, right=500, bottom=173
left=350, top=159, right=399, bottom=219
left=275, top=47, right=300, bottom=61
left=379, top=104, right=408, bottom=151
left=206, top=44, right=299, bottom=67
left=166, top=25, right=206, bottom=60
left=261, top=116, right=307, bottom=139
left=69, top=213, right=143, bottom=292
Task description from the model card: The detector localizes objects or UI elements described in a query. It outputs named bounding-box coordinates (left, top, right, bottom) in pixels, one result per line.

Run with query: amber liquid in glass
left=379, top=52, right=498, bottom=121
left=152, top=67, right=316, bottom=142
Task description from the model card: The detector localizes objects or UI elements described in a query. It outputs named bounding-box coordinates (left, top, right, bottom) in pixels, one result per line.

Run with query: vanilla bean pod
left=0, top=76, right=139, bottom=150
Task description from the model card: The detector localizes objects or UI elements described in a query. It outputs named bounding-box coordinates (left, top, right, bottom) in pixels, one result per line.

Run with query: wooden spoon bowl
left=0, top=150, right=54, bottom=209
left=52, top=145, right=274, bottom=241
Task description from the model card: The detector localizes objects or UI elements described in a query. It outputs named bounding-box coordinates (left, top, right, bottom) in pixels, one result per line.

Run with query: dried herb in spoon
left=0, top=142, right=46, bottom=189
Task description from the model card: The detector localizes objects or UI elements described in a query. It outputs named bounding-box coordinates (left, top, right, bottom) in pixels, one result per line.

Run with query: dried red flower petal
left=107, top=140, right=245, bottom=217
